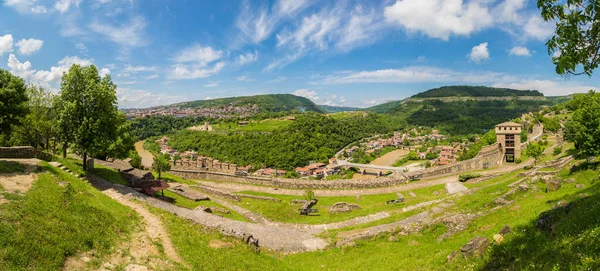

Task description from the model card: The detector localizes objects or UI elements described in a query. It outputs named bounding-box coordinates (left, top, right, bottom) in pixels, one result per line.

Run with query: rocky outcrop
left=329, top=202, right=361, bottom=214
left=460, top=236, right=491, bottom=258
left=546, top=179, right=561, bottom=192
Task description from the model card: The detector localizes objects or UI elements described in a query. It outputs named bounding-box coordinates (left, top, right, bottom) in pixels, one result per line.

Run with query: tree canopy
left=56, top=64, right=122, bottom=170
left=538, top=0, right=600, bottom=76
left=0, top=69, right=29, bottom=144
left=566, top=90, right=600, bottom=156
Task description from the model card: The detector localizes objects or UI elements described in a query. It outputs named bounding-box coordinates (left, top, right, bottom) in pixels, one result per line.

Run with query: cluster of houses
left=417, top=144, right=465, bottom=166
left=294, top=158, right=341, bottom=178
left=345, top=129, right=448, bottom=156
left=124, top=103, right=260, bottom=119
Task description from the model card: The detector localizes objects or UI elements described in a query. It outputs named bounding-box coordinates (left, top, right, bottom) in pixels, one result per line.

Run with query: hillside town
left=123, top=103, right=260, bottom=119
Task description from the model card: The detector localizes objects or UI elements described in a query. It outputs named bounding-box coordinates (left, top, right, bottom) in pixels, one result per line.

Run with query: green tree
left=56, top=64, right=121, bottom=171
left=129, top=150, right=142, bottom=169
left=568, top=90, right=600, bottom=156
left=538, top=0, right=600, bottom=75
left=10, top=85, right=58, bottom=151
left=152, top=153, right=171, bottom=179
left=0, top=69, right=29, bottom=145
left=526, top=142, right=543, bottom=165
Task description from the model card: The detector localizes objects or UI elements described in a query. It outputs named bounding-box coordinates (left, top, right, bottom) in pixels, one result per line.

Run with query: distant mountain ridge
left=319, top=104, right=361, bottom=113
left=411, top=85, right=543, bottom=98
left=155, top=94, right=325, bottom=113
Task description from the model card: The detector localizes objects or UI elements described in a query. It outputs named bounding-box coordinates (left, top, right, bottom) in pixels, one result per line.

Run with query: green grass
left=54, top=156, right=86, bottom=176
left=157, top=189, right=249, bottom=222
left=328, top=111, right=365, bottom=120
left=0, top=162, right=140, bottom=271
left=212, top=119, right=292, bottom=132
left=90, top=164, right=128, bottom=185
left=0, top=161, right=26, bottom=174
left=231, top=184, right=446, bottom=224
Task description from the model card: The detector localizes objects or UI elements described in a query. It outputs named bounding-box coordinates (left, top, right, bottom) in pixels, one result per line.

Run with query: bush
left=459, top=173, right=481, bottom=182
left=515, top=158, right=522, bottom=164
left=129, top=150, right=142, bottom=169
left=304, top=190, right=315, bottom=201
left=553, top=147, right=562, bottom=155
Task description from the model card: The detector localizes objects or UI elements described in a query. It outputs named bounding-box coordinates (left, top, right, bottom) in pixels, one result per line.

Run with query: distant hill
left=412, top=85, right=543, bottom=98
left=178, top=94, right=325, bottom=113
left=319, top=105, right=360, bottom=113
left=366, top=100, right=403, bottom=114
left=382, top=86, right=559, bottom=135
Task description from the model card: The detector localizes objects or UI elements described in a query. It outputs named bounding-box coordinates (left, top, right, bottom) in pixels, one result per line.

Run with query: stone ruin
left=329, top=202, right=361, bottom=214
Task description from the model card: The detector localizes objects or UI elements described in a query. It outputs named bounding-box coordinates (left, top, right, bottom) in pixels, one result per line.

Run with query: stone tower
left=495, top=122, right=522, bottom=163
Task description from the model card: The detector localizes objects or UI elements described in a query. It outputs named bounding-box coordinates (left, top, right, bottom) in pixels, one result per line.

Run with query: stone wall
left=0, top=146, right=52, bottom=161
left=168, top=169, right=409, bottom=189
left=406, top=143, right=504, bottom=179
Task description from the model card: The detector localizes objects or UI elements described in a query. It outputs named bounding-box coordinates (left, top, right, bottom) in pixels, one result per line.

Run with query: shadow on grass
left=90, top=167, right=128, bottom=185
left=480, top=182, right=600, bottom=270
left=0, top=160, right=26, bottom=173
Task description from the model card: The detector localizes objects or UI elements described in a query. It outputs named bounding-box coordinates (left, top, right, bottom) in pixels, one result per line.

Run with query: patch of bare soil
left=209, top=240, right=233, bottom=249
left=369, top=149, right=409, bottom=167
left=63, top=189, right=185, bottom=271
left=0, top=159, right=42, bottom=194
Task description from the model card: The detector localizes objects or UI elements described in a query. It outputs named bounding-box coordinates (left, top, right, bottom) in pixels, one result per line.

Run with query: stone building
left=495, top=122, right=521, bottom=162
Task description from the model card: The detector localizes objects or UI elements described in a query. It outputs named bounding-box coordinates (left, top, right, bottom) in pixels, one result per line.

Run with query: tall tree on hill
left=10, top=85, right=58, bottom=151
left=0, top=70, right=29, bottom=145
left=566, top=90, right=600, bottom=156
left=56, top=64, right=121, bottom=171
left=538, top=0, right=600, bottom=76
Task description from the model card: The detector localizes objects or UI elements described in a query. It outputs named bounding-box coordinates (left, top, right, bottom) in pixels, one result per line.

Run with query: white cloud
left=320, top=66, right=515, bottom=85
left=524, top=16, right=554, bottom=41
left=75, top=42, right=87, bottom=54
left=494, top=0, right=526, bottom=24
left=7, top=54, right=95, bottom=92
left=469, top=42, right=489, bottom=63
left=124, top=65, right=157, bottom=73
left=99, top=68, right=111, bottom=77
left=117, top=87, right=187, bottom=108
left=267, top=76, right=288, bottom=83
left=146, top=74, right=159, bottom=80
left=238, top=51, right=258, bottom=65
left=174, top=44, right=223, bottom=65
left=508, top=46, right=531, bottom=57
left=54, top=0, right=81, bottom=13
left=203, top=83, right=218, bottom=87
left=384, top=0, right=493, bottom=40
left=16, top=38, right=43, bottom=55
left=236, top=75, right=255, bottom=82
left=31, top=5, right=47, bottom=13
left=168, top=62, right=225, bottom=80
left=0, top=34, right=14, bottom=56
left=89, top=16, right=148, bottom=47
left=321, top=93, right=346, bottom=106
left=292, top=89, right=320, bottom=101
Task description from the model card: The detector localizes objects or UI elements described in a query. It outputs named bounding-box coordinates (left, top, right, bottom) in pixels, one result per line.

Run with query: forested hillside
left=366, top=100, right=403, bottom=114
left=390, top=100, right=555, bottom=135
left=179, top=94, right=324, bottom=113
left=412, top=85, right=543, bottom=98
left=168, top=112, right=405, bottom=170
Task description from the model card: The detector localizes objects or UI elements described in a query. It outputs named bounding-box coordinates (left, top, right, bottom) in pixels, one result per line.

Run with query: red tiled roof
left=142, top=180, right=169, bottom=195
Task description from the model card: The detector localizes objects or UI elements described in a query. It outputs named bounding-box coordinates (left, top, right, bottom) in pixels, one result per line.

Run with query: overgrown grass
left=232, top=184, right=446, bottom=224
left=0, top=161, right=26, bottom=173
left=90, top=165, right=128, bottom=185
left=212, top=119, right=292, bottom=132
left=157, top=190, right=249, bottom=222
left=0, top=162, right=139, bottom=270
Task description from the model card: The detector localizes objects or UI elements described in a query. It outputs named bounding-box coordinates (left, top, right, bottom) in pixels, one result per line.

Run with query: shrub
left=129, top=150, right=142, bottom=169
left=515, top=158, right=522, bottom=164
left=553, top=147, right=562, bottom=155
left=459, top=173, right=481, bottom=182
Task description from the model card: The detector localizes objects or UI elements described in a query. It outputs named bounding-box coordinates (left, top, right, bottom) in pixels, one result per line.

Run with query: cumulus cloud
left=469, top=42, right=489, bottom=63
left=494, top=0, right=526, bottom=24
left=7, top=53, right=98, bottom=91
left=493, top=80, right=597, bottom=96
left=384, top=0, right=493, bottom=40
left=0, top=34, right=14, bottom=56
left=16, top=38, right=43, bottom=55
left=117, top=87, right=187, bottom=108
left=169, top=44, right=225, bottom=79
left=509, top=46, right=531, bottom=56
left=31, top=5, right=47, bottom=13
left=173, top=45, right=223, bottom=66
left=54, top=0, right=81, bottom=13
left=89, top=16, right=148, bottom=47
left=523, top=16, right=554, bottom=41
left=99, top=67, right=111, bottom=77
left=168, top=62, right=225, bottom=80
left=292, top=89, right=320, bottom=101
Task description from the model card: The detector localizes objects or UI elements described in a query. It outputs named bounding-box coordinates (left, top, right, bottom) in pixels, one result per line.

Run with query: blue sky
left=1, top=0, right=599, bottom=108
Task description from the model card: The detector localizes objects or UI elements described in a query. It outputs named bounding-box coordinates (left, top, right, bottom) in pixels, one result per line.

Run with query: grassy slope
left=212, top=119, right=293, bottom=132
left=0, top=161, right=26, bottom=173
left=0, top=162, right=139, bottom=271
left=366, top=100, right=404, bottom=114
left=232, top=184, right=446, bottom=224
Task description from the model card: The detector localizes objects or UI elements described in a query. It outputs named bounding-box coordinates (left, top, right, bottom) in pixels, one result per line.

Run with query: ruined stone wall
left=168, top=169, right=409, bottom=189
left=0, top=146, right=52, bottom=161
left=406, top=143, right=504, bottom=179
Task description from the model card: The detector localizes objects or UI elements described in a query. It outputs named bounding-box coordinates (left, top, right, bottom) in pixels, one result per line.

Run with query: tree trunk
left=83, top=152, right=87, bottom=171
left=63, top=144, right=67, bottom=158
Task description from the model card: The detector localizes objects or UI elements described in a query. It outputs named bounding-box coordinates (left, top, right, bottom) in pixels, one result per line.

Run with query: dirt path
left=135, top=140, right=154, bottom=169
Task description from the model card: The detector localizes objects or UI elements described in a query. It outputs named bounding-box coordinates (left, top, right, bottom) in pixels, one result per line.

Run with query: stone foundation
left=0, top=146, right=52, bottom=161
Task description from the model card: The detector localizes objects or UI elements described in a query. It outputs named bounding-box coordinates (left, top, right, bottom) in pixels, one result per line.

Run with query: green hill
left=412, top=85, right=543, bottom=98
left=366, top=100, right=403, bottom=114
left=179, top=94, right=325, bottom=113
left=319, top=105, right=361, bottom=113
